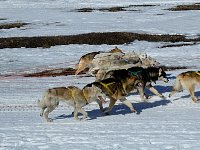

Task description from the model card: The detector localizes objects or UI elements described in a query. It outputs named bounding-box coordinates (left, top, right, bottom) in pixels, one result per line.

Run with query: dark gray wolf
left=169, top=71, right=200, bottom=102
left=84, top=75, right=146, bottom=114
left=38, top=86, right=106, bottom=122
left=103, top=67, right=169, bottom=99
left=75, top=47, right=123, bottom=75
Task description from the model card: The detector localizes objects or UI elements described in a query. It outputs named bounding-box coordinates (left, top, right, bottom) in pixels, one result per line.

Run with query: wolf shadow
left=54, top=99, right=171, bottom=120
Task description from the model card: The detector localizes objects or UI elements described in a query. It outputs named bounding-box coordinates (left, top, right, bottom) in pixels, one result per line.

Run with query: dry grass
left=76, top=6, right=134, bottom=12
left=23, top=68, right=76, bottom=77
left=159, top=42, right=199, bottom=48
left=161, top=66, right=188, bottom=71
left=76, top=5, right=157, bottom=12
left=1, top=32, right=200, bottom=49
left=169, top=3, right=200, bottom=11
left=0, top=22, right=29, bottom=29
left=0, top=18, right=7, bottom=21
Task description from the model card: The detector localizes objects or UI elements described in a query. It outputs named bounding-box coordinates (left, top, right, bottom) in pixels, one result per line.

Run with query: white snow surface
left=0, top=0, right=200, bottom=149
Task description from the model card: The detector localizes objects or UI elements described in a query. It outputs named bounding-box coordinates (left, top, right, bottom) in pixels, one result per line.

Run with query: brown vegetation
left=169, top=3, right=200, bottom=11
left=23, top=68, right=77, bottom=77
left=76, top=5, right=157, bottom=12
left=0, top=22, right=29, bottom=29
left=159, top=42, right=199, bottom=48
left=0, top=18, right=7, bottom=21
left=0, top=32, right=200, bottom=49
left=161, top=66, right=188, bottom=71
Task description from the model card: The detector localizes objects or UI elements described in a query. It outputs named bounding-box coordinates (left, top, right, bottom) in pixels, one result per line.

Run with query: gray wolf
left=75, top=47, right=123, bottom=75
left=85, top=76, right=146, bottom=114
left=91, top=52, right=160, bottom=80
left=169, top=71, right=200, bottom=102
left=102, top=67, right=169, bottom=100
left=38, top=86, right=106, bottom=122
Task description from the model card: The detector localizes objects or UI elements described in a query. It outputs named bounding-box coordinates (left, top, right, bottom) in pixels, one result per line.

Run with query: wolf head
left=158, top=67, right=169, bottom=83
left=83, top=84, right=107, bottom=103
left=109, top=46, right=124, bottom=54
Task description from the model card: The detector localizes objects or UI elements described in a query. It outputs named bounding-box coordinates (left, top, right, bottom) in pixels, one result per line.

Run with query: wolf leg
left=75, top=63, right=86, bottom=75
left=44, top=106, right=56, bottom=122
left=136, top=84, right=148, bottom=101
left=169, top=77, right=183, bottom=98
left=40, top=107, right=46, bottom=117
left=187, top=85, right=197, bottom=102
left=147, top=85, right=165, bottom=98
left=119, top=97, right=137, bottom=113
left=77, top=107, right=88, bottom=120
left=169, top=90, right=178, bottom=98
left=103, top=98, right=117, bottom=113
left=73, top=107, right=80, bottom=120
left=37, top=99, right=47, bottom=117
left=75, top=68, right=83, bottom=76
left=96, top=99, right=104, bottom=112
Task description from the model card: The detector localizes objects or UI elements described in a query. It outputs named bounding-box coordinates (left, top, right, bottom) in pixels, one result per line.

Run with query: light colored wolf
left=38, top=85, right=106, bottom=122
left=169, top=71, right=200, bottom=102
left=90, top=52, right=160, bottom=80
left=75, top=47, right=123, bottom=75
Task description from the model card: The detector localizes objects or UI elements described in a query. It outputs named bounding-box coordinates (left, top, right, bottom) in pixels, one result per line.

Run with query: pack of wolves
left=38, top=47, right=200, bottom=122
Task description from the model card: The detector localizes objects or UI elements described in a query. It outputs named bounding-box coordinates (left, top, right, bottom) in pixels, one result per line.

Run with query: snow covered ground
left=0, top=0, right=200, bottom=149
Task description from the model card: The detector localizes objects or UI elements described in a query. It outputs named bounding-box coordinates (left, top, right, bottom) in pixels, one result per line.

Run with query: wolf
left=169, top=71, right=200, bottom=102
left=75, top=47, right=123, bottom=75
left=38, top=86, right=107, bottom=122
left=85, top=75, right=146, bottom=114
left=102, top=67, right=169, bottom=100
left=91, top=52, right=160, bottom=80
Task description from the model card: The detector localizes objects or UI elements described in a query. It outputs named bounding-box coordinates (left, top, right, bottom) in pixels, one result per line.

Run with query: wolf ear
left=159, top=68, right=162, bottom=75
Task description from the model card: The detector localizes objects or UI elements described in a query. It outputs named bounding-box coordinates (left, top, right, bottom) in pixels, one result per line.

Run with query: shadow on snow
left=53, top=99, right=171, bottom=121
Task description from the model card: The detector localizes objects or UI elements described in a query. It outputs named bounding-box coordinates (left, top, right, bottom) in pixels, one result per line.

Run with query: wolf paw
left=47, top=118, right=53, bottom=122
left=74, top=117, right=81, bottom=121
left=103, top=107, right=111, bottom=114
left=130, top=109, right=137, bottom=114
left=160, top=95, right=166, bottom=99
left=82, top=115, right=88, bottom=120
left=147, top=96, right=153, bottom=99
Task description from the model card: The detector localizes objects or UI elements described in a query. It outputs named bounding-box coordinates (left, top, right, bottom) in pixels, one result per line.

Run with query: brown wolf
left=75, top=47, right=123, bottom=75
left=102, top=67, right=169, bottom=100
left=84, top=75, right=146, bottom=114
left=169, top=71, right=200, bottom=102
left=38, top=86, right=106, bottom=122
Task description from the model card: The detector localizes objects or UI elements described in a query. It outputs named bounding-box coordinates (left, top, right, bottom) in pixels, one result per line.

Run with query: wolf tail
left=173, top=75, right=183, bottom=91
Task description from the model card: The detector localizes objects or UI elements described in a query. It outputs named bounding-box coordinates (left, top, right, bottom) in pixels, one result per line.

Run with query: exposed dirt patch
left=129, top=5, right=158, bottom=7
left=0, top=22, right=29, bottom=29
left=77, top=7, right=130, bottom=12
left=23, top=68, right=77, bottom=77
left=1, top=32, right=200, bottom=49
left=159, top=42, right=199, bottom=48
left=19, top=66, right=187, bottom=78
left=77, top=8, right=94, bottom=12
left=161, top=66, right=188, bottom=71
left=98, top=7, right=131, bottom=12
left=0, top=18, right=7, bottom=21
left=76, top=5, right=157, bottom=12
left=168, top=3, right=200, bottom=11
